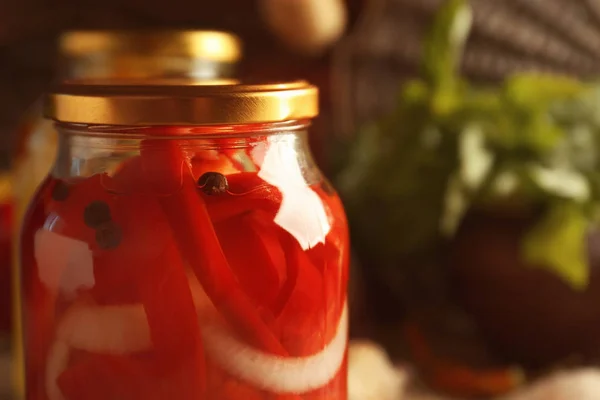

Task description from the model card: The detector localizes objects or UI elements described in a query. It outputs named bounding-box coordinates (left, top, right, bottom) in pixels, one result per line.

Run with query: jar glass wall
left=18, top=82, right=349, bottom=400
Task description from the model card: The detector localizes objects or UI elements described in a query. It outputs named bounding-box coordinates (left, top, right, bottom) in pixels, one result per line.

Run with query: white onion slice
left=202, top=303, right=348, bottom=393
left=48, top=284, right=347, bottom=395
left=34, top=229, right=95, bottom=298
left=56, top=304, right=151, bottom=354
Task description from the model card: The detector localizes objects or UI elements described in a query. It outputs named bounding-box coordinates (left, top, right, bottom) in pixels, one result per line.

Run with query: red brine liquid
left=20, top=133, right=349, bottom=400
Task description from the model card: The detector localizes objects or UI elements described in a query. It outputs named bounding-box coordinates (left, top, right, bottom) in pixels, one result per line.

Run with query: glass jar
left=18, top=81, right=349, bottom=400
left=10, top=30, right=242, bottom=397
left=58, top=30, right=241, bottom=81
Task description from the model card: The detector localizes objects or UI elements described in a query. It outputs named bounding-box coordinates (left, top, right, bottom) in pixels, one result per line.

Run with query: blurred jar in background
left=9, top=29, right=241, bottom=399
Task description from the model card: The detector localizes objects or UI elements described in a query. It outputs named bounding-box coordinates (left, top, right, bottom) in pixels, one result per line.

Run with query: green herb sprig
left=338, top=0, right=600, bottom=289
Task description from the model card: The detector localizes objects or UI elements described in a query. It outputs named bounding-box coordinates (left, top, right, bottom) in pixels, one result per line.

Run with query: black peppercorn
left=83, top=201, right=112, bottom=229
left=51, top=181, right=70, bottom=201
left=95, top=221, right=123, bottom=250
left=198, top=172, right=229, bottom=196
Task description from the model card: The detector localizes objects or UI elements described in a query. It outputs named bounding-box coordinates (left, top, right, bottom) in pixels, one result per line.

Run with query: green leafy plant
left=339, top=0, right=600, bottom=289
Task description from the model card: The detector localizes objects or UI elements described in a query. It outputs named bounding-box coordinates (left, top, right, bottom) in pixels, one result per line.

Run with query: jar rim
left=59, top=30, right=242, bottom=62
left=44, top=80, right=319, bottom=126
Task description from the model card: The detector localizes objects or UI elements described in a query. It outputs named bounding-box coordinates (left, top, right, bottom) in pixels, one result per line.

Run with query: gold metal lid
left=59, top=30, right=242, bottom=62
left=45, top=80, right=319, bottom=126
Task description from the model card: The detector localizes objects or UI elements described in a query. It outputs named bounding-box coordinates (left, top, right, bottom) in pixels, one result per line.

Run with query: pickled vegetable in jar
left=10, top=30, right=242, bottom=399
left=19, top=81, right=349, bottom=400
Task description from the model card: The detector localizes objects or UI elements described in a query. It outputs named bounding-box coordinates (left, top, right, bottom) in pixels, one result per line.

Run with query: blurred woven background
left=5, top=0, right=600, bottom=166
left=334, top=0, right=600, bottom=137
left=0, top=0, right=365, bottom=169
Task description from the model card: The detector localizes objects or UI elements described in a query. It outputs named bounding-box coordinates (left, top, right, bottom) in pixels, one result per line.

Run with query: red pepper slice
left=26, top=177, right=115, bottom=383
left=214, top=210, right=287, bottom=312
left=273, top=231, right=334, bottom=357
left=272, top=181, right=349, bottom=356
left=139, top=140, right=287, bottom=354
left=136, top=240, right=206, bottom=397
left=67, top=174, right=170, bottom=304
left=57, top=354, right=156, bottom=400
left=57, top=353, right=204, bottom=400
left=203, top=172, right=283, bottom=223
left=105, top=162, right=207, bottom=391
left=307, top=183, right=348, bottom=262
left=310, top=182, right=350, bottom=313
left=205, top=359, right=267, bottom=400
left=42, top=169, right=206, bottom=394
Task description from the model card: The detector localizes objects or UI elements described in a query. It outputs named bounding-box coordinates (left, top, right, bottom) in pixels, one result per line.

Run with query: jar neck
left=58, top=55, right=236, bottom=80
left=52, top=121, right=319, bottom=184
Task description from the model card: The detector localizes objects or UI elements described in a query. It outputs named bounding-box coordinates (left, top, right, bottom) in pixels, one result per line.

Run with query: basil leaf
left=423, top=0, right=472, bottom=93
left=522, top=203, right=589, bottom=290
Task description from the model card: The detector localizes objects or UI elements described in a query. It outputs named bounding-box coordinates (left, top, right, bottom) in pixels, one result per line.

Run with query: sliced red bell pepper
left=55, top=244, right=206, bottom=398
left=136, top=240, right=206, bottom=397
left=205, top=359, right=267, bottom=400
left=309, top=182, right=350, bottom=311
left=272, top=183, right=348, bottom=356
left=273, top=231, right=336, bottom=357
left=97, top=161, right=208, bottom=392
left=57, top=354, right=156, bottom=400
left=203, top=173, right=283, bottom=223
left=214, top=210, right=287, bottom=312
left=25, top=177, right=114, bottom=389
left=56, top=353, right=205, bottom=400
left=44, top=168, right=207, bottom=393
left=24, top=273, right=56, bottom=400
left=309, top=183, right=349, bottom=260
left=216, top=377, right=270, bottom=400
left=63, top=177, right=167, bottom=304
left=139, top=140, right=287, bottom=355
left=43, top=174, right=148, bottom=303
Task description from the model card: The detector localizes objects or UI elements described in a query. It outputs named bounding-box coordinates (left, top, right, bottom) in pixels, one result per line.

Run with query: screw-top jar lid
left=45, top=80, right=319, bottom=126
left=59, top=30, right=242, bottom=62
